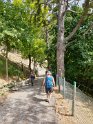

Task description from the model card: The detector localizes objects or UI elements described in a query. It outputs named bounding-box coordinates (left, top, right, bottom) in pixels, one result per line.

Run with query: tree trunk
left=28, top=54, right=31, bottom=73
left=6, top=47, right=8, bottom=81
left=57, top=0, right=90, bottom=77
left=45, top=26, right=50, bottom=67
left=57, top=0, right=66, bottom=77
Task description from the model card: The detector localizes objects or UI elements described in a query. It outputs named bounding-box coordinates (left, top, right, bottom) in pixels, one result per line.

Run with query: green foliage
left=8, top=65, right=21, bottom=77
left=65, top=6, right=83, bottom=37
left=0, top=0, right=48, bottom=73
left=31, top=39, right=46, bottom=63
left=47, top=4, right=93, bottom=91
left=0, top=0, right=21, bottom=50
left=65, top=6, right=93, bottom=87
left=0, top=0, right=93, bottom=96
left=0, top=57, right=23, bottom=78
left=47, top=25, right=57, bottom=75
left=0, top=60, right=5, bottom=75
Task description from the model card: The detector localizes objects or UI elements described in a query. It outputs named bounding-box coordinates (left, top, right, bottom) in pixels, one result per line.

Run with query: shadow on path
left=0, top=77, right=57, bottom=124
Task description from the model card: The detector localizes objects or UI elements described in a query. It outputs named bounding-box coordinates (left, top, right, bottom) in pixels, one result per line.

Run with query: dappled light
left=0, top=0, right=93, bottom=123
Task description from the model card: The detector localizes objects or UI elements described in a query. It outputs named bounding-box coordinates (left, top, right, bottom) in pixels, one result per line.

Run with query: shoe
left=46, top=99, right=49, bottom=102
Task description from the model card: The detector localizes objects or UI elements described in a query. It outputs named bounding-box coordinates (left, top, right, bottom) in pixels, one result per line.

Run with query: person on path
left=30, top=71, right=35, bottom=86
left=43, top=71, right=55, bottom=102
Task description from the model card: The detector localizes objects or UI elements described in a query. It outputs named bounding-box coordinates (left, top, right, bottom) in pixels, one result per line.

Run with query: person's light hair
left=47, top=71, right=51, bottom=75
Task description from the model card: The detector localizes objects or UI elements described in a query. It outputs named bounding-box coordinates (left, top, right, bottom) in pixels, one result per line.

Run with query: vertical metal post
left=63, top=77, right=65, bottom=99
left=58, top=77, right=60, bottom=93
left=72, top=81, right=76, bottom=116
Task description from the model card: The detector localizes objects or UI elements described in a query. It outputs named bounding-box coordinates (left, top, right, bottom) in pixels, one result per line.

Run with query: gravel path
left=0, top=77, right=57, bottom=124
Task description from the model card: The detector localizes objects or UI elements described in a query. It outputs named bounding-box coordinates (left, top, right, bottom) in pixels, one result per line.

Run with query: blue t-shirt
left=45, top=76, right=53, bottom=88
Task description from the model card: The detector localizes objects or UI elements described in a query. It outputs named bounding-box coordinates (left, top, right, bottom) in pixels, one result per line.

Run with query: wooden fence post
left=72, top=81, right=76, bottom=116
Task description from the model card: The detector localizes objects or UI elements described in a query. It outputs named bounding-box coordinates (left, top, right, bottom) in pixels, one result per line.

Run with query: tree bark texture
left=57, top=0, right=66, bottom=77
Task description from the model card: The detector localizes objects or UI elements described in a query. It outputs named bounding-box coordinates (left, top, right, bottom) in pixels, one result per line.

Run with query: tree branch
left=65, top=0, right=90, bottom=43
left=83, top=22, right=93, bottom=35
left=65, top=22, right=93, bottom=48
left=66, top=9, right=81, bottom=14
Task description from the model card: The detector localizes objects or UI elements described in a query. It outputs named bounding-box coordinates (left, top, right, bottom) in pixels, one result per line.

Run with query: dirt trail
left=1, top=50, right=93, bottom=124
left=0, top=51, right=58, bottom=124
left=0, top=77, right=58, bottom=124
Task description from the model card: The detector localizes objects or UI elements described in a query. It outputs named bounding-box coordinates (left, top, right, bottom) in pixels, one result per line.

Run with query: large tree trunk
left=57, top=0, right=90, bottom=77
left=57, top=0, right=66, bottom=77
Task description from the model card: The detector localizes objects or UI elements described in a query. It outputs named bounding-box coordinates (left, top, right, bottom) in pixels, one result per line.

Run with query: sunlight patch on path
left=0, top=78, right=57, bottom=124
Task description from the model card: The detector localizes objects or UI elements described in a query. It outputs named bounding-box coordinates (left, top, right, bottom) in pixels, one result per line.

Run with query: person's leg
left=47, top=93, right=49, bottom=99
left=45, top=88, right=50, bottom=102
left=47, top=89, right=50, bottom=98
left=47, top=92, right=50, bottom=102
left=48, top=87, right=53, bottom=100
left=31, top=79, right=34, bottom=86
left=47, top=88, right=52, bottom=102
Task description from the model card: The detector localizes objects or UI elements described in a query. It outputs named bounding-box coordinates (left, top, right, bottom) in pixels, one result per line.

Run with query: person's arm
left=42, top=78, right=45, bottom=86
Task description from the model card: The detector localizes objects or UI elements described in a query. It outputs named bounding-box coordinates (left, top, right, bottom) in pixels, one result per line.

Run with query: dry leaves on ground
left=54, top=92, right=76, bottom=124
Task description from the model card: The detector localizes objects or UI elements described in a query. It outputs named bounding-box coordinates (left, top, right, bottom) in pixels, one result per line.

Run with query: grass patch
left=0, top=56, right=24, bottom=79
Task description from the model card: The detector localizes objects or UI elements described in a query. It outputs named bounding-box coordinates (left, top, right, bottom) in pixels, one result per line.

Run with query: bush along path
left=0, top=77, right=58, bottom=124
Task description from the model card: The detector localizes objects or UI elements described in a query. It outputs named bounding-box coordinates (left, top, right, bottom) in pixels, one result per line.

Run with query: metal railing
left=56, top=76, right=76, bottom=116
left=56, top=75, right=93, bottom=124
